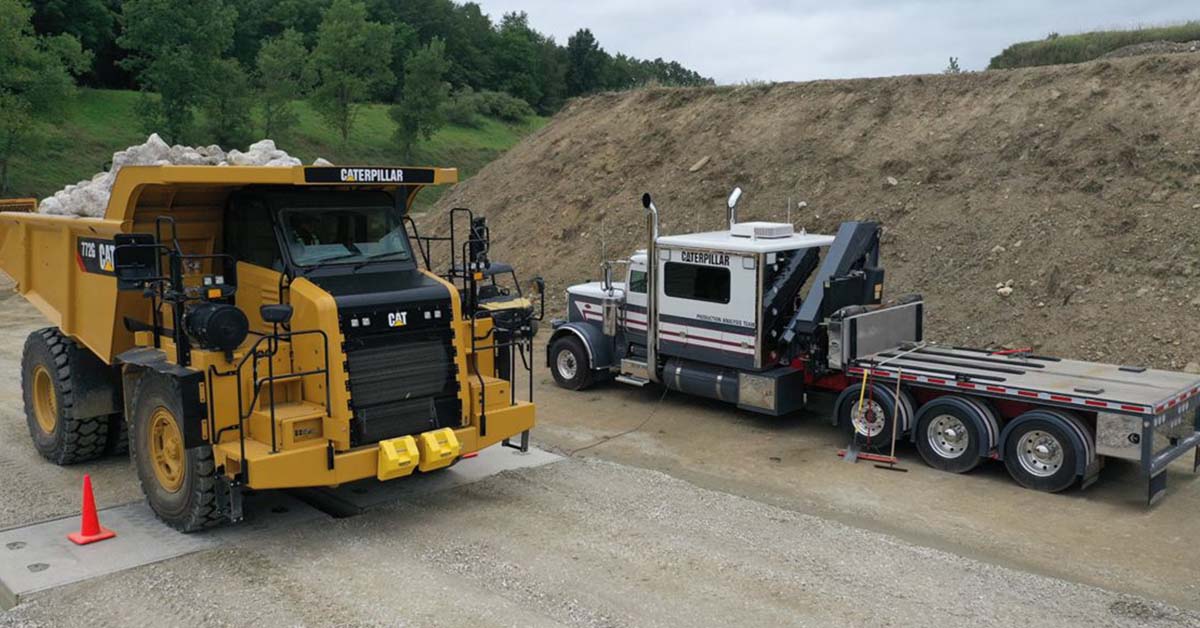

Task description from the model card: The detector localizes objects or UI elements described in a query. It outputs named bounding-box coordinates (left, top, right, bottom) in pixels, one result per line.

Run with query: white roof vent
left=730, top=221, right=795, bottom=239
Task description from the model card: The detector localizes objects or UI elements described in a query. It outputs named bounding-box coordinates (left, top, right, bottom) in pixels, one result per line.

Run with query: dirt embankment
left=434, top=53, right=1200, bottom=370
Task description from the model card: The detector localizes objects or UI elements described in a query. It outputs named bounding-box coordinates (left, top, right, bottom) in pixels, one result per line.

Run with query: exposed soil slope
left=433, top=53, right=1200, bottom=369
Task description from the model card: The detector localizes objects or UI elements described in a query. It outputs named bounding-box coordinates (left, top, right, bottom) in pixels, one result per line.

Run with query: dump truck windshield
left=281, top=206, right=412, bottom=268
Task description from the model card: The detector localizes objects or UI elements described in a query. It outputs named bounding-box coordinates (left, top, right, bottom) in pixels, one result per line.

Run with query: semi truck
left=547, top=189, right=1200, bottom=503
left=0, top=164, right=541, bottom=531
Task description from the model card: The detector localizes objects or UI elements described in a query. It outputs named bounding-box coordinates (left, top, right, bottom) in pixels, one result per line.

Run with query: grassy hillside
left=6, top=89, right=546, bottom=207
left=989, top=21, right=1200, bottom=69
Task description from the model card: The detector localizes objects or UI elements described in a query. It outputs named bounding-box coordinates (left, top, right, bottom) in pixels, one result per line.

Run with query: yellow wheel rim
left=149, top=407, right=185, bottom=493
left=32, top=365, right=57, bottom=434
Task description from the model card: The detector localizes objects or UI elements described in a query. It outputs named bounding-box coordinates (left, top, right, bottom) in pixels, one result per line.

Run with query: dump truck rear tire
left=129, top=372, right=223, bottom=532
left=22, top=328, right=109, bottom=464
left=105, top=413, right=129, bottom=455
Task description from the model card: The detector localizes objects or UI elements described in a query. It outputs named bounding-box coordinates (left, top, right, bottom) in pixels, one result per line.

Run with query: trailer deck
left=850, top=345, right=1200, bottom=417
left=848, top=343, right=1200, bottom=503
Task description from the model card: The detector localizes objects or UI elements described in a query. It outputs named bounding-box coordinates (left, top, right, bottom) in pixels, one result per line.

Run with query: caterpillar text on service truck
left=547, top=188, right=1200, bottom=503
left=0, top=164, right=542, bottom=531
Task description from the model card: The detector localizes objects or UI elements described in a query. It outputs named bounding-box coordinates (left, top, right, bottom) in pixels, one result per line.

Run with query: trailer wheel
left=835, top=383, right=911, bottom=452
left=22, top=329, right=109, bottom=464
left=130, top=373, right=223, bottom=532
left=914, top=398, right=984, bottom=473
left=1002, top=417, right=1080, bottom=493
left=549, top=335, right=593, bottom=390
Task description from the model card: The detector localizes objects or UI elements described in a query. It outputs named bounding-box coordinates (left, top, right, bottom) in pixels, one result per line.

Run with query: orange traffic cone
left=67, top=474, right=115, bottom=545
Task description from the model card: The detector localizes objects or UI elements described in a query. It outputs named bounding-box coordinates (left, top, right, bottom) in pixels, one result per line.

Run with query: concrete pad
left=0, top=445, right=560, bottom=609
left=0, top=490, right=314, bottom=609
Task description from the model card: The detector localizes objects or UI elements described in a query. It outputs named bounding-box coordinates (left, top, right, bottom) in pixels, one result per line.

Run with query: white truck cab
left=547, top=188, right=1200, bottom=504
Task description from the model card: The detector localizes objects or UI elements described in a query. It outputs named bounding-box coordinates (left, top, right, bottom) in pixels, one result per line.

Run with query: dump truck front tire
left=22, top=329, right=109, bottom=464
left=129, top=372, right=223, bottom=532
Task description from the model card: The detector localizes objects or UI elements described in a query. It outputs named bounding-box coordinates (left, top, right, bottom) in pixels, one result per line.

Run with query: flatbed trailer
left=817, top=311, right=1200, bottom=503
left=547, top=189, right=1200, bottom=504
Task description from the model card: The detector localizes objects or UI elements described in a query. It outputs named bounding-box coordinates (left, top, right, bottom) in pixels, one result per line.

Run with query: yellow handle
left=856, top=368, right=870, bottom=415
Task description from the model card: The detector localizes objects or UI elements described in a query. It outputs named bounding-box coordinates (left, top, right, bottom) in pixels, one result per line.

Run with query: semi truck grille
left=344, top=325, right=461, bottom=446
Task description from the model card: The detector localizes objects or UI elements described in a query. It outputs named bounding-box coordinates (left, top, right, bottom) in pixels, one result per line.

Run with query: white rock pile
left=37, top=134, right=326, bottom=218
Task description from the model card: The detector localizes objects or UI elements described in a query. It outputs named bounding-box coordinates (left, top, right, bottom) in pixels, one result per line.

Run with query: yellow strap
left=856, top=368, right=870, bottom=414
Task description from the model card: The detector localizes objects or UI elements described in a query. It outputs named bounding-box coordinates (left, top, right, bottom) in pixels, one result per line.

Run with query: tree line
left=5, top=0, right=712, bottom=160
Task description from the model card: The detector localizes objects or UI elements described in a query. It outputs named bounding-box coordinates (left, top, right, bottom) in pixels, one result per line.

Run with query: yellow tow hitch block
left=377, top=435, right=420, bottom=481
left=417, top=427, right=461, bottom=472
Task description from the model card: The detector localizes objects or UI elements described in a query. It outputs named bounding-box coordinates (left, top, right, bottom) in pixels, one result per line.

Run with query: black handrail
left=208, top=328, right=332, bottom=477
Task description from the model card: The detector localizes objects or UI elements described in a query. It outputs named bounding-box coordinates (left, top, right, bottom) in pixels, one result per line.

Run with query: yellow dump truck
left=0, top=164, right=540, bottom=531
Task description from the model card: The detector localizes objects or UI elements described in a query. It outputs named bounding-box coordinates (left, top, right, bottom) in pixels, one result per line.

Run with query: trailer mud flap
left=1148, top=470, right=1168, bottom=506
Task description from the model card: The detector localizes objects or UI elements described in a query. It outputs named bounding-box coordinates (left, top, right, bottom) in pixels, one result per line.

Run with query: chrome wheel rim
left=556, top=349, right=578, bottom=380
left=927, top=414, right=969, bottom=459
left=851, top=399, right=886, bottom=438
left=1017, top=430, right=1063, bottom=478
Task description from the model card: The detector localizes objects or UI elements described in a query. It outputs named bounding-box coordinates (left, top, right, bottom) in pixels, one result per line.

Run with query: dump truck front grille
left=342, top=307, right=461, bottom=446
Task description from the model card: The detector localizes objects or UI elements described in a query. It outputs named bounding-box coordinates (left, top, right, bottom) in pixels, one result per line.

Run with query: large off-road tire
left=549, top=335, right=594, bottom=391
left=129, top=372, right=223, bottom=532
left=105, top=413, right=129, bottom=455
left=22, top=328, right=109, bottom=464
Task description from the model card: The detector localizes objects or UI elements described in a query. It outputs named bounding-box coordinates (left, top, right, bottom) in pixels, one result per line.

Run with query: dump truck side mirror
left=260, top=304, right=294, bottom=325
left=532, top=276, right=545, bottom=295
left=112, top=233, right=160, bottom=291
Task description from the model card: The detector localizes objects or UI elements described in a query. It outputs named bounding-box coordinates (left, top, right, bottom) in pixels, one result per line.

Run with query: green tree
left=536, top=37, right=567, bottom=113
left=256, top=29, right=309, bottom=139
left=944, top=57, right=962, bottom=74
left=30, top=0, right=114, bottom=59
left=307, top=0, right=394, bottom=143
left=0, top=0, right=89, bottom=194
left=118, top=0, right=237, bottom=143
left=494, top=12, right=542, bottom=107
left=200, top=58, right=254, bottom=147
left=566, top=28, right=606, bottom=97
left=390, top=38, right=450, bottom=159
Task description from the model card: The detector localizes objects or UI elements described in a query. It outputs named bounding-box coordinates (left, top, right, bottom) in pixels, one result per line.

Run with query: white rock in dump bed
left=38, top=135, right=319, bottom=218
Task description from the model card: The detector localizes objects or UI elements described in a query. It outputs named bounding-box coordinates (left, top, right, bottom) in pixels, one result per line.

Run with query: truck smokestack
left=641, top=192, right=659, bottom=383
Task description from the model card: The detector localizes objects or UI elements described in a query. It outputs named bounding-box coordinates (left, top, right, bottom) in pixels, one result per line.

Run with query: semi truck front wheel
left=549, top=336, right=593, bottom=390
left=129, top=373, right=223, bottom=532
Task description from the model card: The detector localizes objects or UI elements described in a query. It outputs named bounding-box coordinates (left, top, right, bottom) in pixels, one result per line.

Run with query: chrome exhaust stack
left=641, top=192, right=659, bottom=383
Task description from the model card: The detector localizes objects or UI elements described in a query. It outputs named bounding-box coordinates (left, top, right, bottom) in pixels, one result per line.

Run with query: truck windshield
left=281, top=206, right=411, bottom=268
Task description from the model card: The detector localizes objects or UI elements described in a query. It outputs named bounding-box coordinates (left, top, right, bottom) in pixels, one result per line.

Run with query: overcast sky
left=471, top=1, right=1197, bottom=83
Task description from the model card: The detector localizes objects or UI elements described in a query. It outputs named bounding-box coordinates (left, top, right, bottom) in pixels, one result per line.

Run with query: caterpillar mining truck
left=0, top=164, right=541, bottom=531
left=547, top=188, right=1200, bottom=504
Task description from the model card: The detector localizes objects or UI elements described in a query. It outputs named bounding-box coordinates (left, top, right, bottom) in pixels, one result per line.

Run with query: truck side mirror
left=112, top=233, right=159, bottom=291
left=532, top=276, right=545, bottom=295
left=727, top=187, right=743, bottom=210
left=641, top=193, right=653, bottom=210
left=260, top=304, right=294, bottom=324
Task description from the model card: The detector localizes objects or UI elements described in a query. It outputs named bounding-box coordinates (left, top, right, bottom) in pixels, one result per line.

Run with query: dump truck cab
left=0, top=164, right=541, bottom=531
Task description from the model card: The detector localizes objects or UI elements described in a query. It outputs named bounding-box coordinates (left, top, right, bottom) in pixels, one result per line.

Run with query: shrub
left=476, top=90, right=535, bottom=123
left=443, top=88, right=483, bottom=128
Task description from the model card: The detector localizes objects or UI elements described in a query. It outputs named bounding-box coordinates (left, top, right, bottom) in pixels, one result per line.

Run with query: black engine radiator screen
left=341, top=303, right=462, bottom=446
